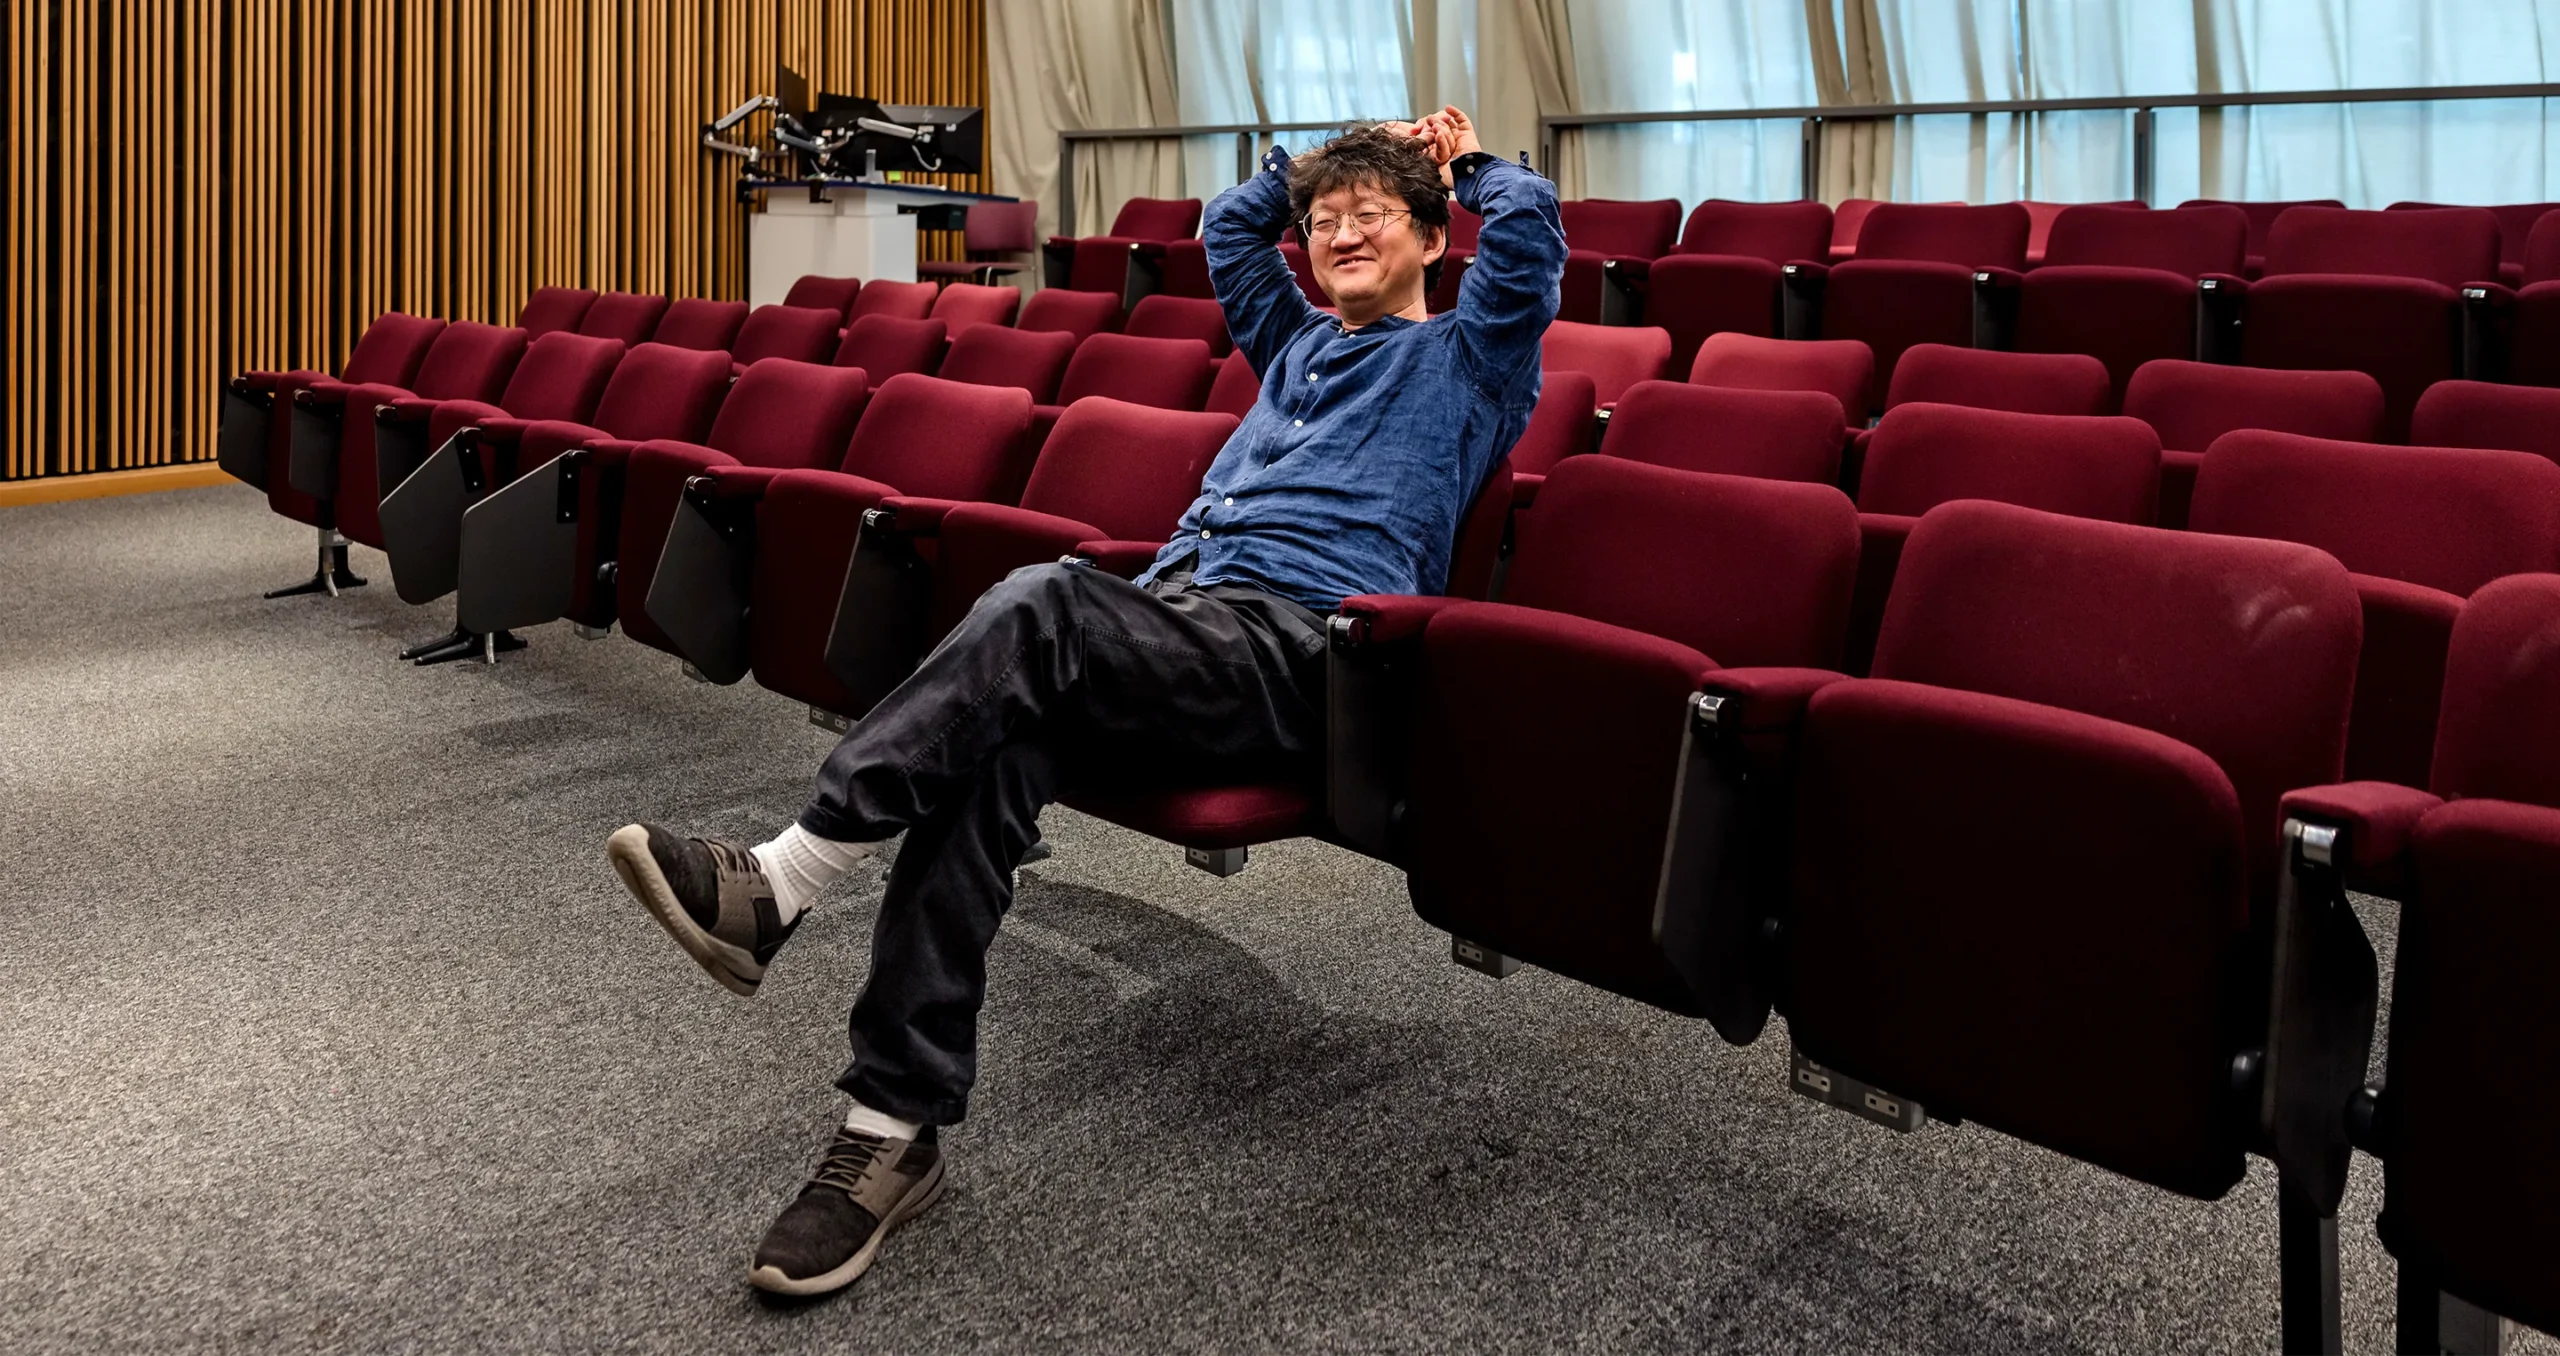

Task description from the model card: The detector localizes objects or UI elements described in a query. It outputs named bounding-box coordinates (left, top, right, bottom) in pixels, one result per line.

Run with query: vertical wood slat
left=0, top=0, right=988, bottom=482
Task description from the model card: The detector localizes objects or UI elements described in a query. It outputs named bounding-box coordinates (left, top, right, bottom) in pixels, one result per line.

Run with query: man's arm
left=1448, top=152, right=1565, bottom=395
left=1206, top=147, right=1322, bottom=376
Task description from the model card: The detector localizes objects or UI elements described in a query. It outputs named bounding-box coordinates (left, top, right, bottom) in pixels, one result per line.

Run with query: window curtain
left=987, top=0, right=1183, bottom=242
left=1165, top=0, right=1418, bottom=201
left=2190, top=0, right=2560, bottom=205
left=1551, top=0, right=1820, bottom=207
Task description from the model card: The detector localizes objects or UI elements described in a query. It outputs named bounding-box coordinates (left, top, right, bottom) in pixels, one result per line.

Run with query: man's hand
left=1412, top=106, right=1481, bottom=188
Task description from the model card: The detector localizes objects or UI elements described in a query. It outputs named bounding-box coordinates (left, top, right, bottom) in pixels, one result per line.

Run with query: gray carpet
left=1, top=483, right=2545, bottom=1355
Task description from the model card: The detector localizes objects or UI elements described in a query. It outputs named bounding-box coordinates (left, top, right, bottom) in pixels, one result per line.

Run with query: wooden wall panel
left=0, top=0, right=988, bottom=481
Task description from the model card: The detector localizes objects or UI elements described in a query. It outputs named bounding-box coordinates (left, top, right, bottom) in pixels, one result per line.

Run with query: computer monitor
left=813, top=96, right=983, bottom=177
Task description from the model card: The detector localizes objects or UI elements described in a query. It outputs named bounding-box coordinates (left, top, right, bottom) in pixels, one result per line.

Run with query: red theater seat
left=1630, top=199, right=1834, bottom=376
left=1017, top=288, right=1124, bottom=344
left=833, top=316, right=949, bottom=382
left=782, top=275, right=864, bottom=324
left=225, top=310, right=445, bottom=504
left=1028, top=333, right=1217, bottom=449
left=1125, top=294, right=1234, bottom=357
left=925, top=282, right=1021, bottom=335
left=1541, top=320, right=1670, bottom=407
left=2122, top=360, right=2385, bottom=529
left=2178, top=198, right=2344, bottom=278
left=849, top=281, right=938, bottom=324
left=916, top=200, right=1039, bottom=285
left=577, top=292, right=671, bottom=345
left=1689, top=333, right=1876, bottom=427
left=276, top=321, right=525, bottom=543
left=1203, top=351, right=1262, bottom=419
left=2011, top=204, right=2247, bottom=405
left=1793, top=202, right=2032, bottom=409
left=517, top=286, right=597, bottom=336
left=2411, top=378, right=2560, bottom=466
left=732, top=305, right=844, bottom=369
left=2020, top=198, right=2144, bottom=266
left=1604, top=381, right=1846, bottom=485
left=651, top=299, right=750, bottom=352
left=1044, top=197, right=1201, bottom=300
left=941, top=325, right=1078, bottom=405
left=2190, top=430, right=2560, bottom=788
left=1557, top=197, right=1680, bottom=323
left=1783, top=499, right=2367, bottom=1349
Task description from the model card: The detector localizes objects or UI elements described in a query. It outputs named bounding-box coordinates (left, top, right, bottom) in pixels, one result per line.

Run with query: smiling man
left=602, top=106, right=1563, bottom=1298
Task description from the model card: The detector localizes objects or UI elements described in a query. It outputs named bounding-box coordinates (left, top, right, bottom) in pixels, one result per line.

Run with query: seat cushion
left=1061, top=782, right=1320, bottom=849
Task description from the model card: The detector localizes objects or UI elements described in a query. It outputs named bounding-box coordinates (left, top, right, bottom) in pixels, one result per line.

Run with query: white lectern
left=744, top=181, right=1019, bottom=307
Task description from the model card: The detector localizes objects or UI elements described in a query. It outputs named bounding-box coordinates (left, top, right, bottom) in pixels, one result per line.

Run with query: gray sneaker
left=605, top=823, right=796, bottom=997
left=750, top=1125, right=947, bottom=1296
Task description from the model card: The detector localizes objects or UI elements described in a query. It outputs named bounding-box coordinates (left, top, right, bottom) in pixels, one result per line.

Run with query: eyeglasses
left=1301, top=208, right=1412, bottom=244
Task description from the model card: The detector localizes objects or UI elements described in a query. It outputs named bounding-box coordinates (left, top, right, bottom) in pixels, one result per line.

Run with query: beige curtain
left=987, top=0, right=1185, bottom=246
left=1810, top=0, right=1897, bottom=202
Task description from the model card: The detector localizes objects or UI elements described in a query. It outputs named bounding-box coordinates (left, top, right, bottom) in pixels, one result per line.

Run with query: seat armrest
left=378, top=396, right=440, bottom=424
left=1510, top=472, right=1544, bottom=509
left=2278, top=781, right=2444, bottom=896
left=1066, top=539, right=1164, bottom=579
left=1698, top=666, right=1850, bottom=773
left=1971, top=266, right=2027, bottom=348
left=873, top=495, right=970, bottom=537
left=1600, top=258, right=1651, bottom=325
left=1335, top=594, right=1468, bottom=648
left=2463, top=281, right=2519, bottom=380
left=471, top=416, right=534, bottom=445
left=1780, top=261, right=1829, bottom=340
left=293, top=383, right=353, bottom=411
left=692, top=464, right=799, bottom=502
left=2197, top=274, right=2249, bottom=364
left=576, top=438, right=645, bottom=472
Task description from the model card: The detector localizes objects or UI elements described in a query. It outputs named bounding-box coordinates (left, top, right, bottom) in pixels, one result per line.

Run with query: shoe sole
left=747, top=1155, right=948, bottom=1297
left=605, top=824, right=762, bottom=998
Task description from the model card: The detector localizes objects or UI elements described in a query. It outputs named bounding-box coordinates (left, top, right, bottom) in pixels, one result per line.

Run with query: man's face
left=1304, top=182, right=1444, bottom=315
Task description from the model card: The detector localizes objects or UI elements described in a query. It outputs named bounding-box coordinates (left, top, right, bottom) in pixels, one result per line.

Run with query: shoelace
left=809, top=1129, right=892, bottom=1197
left=703, top=838, right=762, bottom=880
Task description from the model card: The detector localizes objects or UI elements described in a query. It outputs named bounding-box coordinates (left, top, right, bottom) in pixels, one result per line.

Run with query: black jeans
left=797, top=558, right=1328, bottom=1124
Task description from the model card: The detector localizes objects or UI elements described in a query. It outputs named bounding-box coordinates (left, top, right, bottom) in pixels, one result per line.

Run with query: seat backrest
left=409, top=321, right=529, bottom=403
left=1107, top=196, right=1203, bottom=241
left=2432, top=572, right=2560, bottom=805
left=1689, top=333, right=1876, bottom=426
left=577, top=291, right=671, bottom=345
left=1885, top=344, right=2111, bottom=417
left=2122, top=359, right=2385, bottom=453
left=586, top=342, right=732, bottom=442
left=516, top=286, right=596, bottom=337
left=1017, top=288, right=1124, bottom=343
left=1851, top=202, right=2032, bottom=269
left=1858, top=403, right=2161, bottom=523
left=849, top=280, right=938, bottom=322
left=782, top=275, right=864, bottom=322
left=2022, top=199, right=2145, bottom=262
left=1607, top=380, right=1844, bottom=484
left=1540, top=321, right=1671, bottom=406
left=1021, top=399, right=1238, bottom=541
left=710, top=360, right=871, bottom=470
left=2412, top=379, right=2560, bottom=466
left=1677, top=199, right=1831, bottom=264
left=2178, top=198, right=2345, bottom=258
left=2189, top=430, right=2560, bottom=597
left=1875, top=500, right=2361, bottom=890
left=494, top=331, right=625, bottom=421
left=1505, top=456, right=1860, bottom=669
left=1054, top=333, right=1215, bottom=409
left=341, top=313, right=446, bottom=386
left=940, top=325, right=1078, bottom=404
left=1505, top=371, right=1598, bottom=476
left=2527, top=212, right=2560, bottom=286
left=927, top=282, right=1022, bottom=334
left=838, top=372, right=1035, bottom=500
left=833, top=315, right=948, bottom=382
left=1559, top=198, right=1681, bottom=259
left=2390, top=201, right=2560, bottom=270
left=651, top=298, right=749, bottom=352
left=1829, top=198, right=1886, bottom=257
left=733, top=305, right=843, bottom=367
left=964, top=199, right=1039, bottom=254
left=2261, top=207, right=2500, bottom=288
left=1204, top=351, right=1262, bottom=419
left=1125, top=295, right=1233, bottom=355
left=2042, top=204, right=2246, bottom=277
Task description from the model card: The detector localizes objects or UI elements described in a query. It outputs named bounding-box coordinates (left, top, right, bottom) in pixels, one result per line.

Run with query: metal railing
left=1057, top=120, right=1378, bottom=234
left=1540, top=82, right=2560, bottom=204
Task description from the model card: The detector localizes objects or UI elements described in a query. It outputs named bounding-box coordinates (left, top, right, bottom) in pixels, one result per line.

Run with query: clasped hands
left=1381, top=106, right=1484, bottom=187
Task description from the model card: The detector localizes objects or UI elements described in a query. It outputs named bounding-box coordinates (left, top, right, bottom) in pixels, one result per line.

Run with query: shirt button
left=1200, top=529, right=1212, bottom=539
left=1223, top=497, right=1235, bottom=505
left=1307, top=374, right=1317, bottom=382
left=1292, top=419, right=1302, bottom=428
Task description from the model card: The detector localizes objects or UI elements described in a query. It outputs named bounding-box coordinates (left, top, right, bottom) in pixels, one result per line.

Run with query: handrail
left=1055, top=119, right=1386, bottom=234
left=1539, top=81, right=2560, bottom=203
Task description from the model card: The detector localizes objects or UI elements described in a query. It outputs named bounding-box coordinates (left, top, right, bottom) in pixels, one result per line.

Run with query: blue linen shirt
left=1133, top=146, right=1566, bottom=611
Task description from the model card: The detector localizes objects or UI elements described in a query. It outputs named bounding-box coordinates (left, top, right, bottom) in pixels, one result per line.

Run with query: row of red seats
left=555, top=353, right=2559, bottom=1348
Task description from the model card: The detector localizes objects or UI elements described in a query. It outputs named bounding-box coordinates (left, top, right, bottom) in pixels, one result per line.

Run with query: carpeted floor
left=1, top=484, right=2546, bottom=1355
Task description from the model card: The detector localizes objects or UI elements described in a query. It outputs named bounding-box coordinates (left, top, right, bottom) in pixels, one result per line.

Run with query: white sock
left=753, top=823, right=873, bottom=922
left=844, top=1101, right=924, bottom=1141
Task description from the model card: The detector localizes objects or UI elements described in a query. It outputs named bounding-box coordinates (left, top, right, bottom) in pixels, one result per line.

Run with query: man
left=604, top=106, right=1562, bottom=1297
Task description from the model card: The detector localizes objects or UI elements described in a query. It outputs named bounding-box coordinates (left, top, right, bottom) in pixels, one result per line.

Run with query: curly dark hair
left=1288, top=122, right=1452, bottom=297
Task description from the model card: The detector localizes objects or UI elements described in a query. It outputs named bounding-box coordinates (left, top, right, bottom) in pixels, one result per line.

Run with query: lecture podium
left=742, top=179, right=1021, bottom=306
